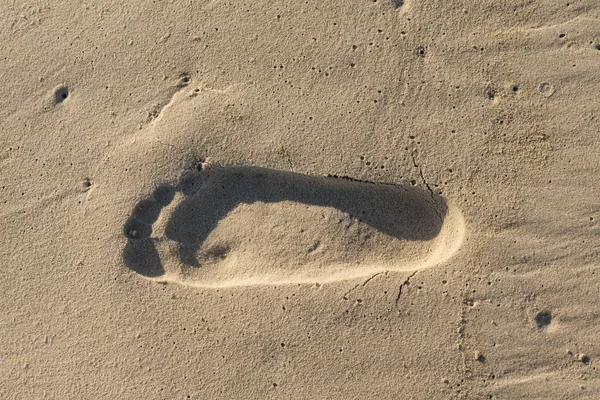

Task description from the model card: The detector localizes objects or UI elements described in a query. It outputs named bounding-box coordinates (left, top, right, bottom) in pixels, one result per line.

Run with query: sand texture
left=2, top=0, right=600, bottom=398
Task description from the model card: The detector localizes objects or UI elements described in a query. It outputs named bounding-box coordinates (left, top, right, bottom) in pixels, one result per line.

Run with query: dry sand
left=2, top=0, right=600, bottom=398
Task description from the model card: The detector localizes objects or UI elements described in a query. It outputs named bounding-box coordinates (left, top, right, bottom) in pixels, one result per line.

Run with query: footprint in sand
left=106, top=77, right=464, bottom=287
left=122, top=161, right=464, bottom=288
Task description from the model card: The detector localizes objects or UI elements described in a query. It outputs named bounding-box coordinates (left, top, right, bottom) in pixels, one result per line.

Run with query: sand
left=2, top=0, right=600, bottom=398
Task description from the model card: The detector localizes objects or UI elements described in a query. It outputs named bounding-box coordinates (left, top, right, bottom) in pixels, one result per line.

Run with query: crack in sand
left=395, top=270, right=418, bottom=308
left=342, top=271, right=388, bottom=300
left=411, top=152, right=442, bottom=222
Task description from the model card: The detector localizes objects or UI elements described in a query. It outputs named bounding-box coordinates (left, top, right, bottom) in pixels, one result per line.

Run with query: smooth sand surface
left=2, top=1, right=600, bottom=398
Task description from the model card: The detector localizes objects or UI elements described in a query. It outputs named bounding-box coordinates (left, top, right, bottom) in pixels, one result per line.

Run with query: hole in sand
left=53, top=85, right=69, bottom=104
left=535, top=311, right=552, bottom=328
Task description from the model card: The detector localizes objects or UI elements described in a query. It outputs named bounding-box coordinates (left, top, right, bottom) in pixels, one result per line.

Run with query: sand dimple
left=122, top=163, right=464, bottom=288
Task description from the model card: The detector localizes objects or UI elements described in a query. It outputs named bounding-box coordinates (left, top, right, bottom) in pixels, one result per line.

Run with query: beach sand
left=2, top=0, right=599, bottom=398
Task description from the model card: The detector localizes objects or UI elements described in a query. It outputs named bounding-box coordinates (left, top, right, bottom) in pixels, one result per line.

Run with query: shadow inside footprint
left=122, top=165, right=449, bottom=281
left=123, top=237, right=164, bottom=277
